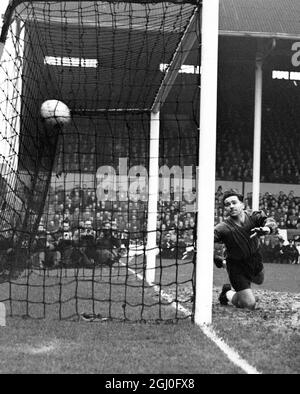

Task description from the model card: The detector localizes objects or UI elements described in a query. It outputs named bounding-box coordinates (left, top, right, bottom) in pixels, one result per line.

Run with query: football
left=40, top=99, right=71, bottom=127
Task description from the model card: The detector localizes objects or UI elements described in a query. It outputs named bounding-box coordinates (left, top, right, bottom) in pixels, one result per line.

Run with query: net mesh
left=0, top=0, right=200, bottom=322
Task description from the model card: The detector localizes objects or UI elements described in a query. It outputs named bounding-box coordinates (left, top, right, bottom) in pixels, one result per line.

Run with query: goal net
left=0, top=0, right=200, bottom=322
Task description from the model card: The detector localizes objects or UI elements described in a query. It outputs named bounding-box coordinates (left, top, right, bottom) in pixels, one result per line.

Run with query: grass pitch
left=0, top=258, right=299, bottom=374
left=0, top=254, right=194, bottom=322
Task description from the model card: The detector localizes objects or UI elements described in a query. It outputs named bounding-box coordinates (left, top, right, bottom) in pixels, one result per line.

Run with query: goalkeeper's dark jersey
left=214, top=210, right=277, bottom=261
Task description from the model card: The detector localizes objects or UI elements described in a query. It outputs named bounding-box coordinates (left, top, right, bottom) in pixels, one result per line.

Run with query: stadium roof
left=219, top=0, right=300, bottom=40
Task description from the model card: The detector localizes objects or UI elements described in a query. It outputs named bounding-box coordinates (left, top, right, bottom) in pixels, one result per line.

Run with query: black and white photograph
left=0, top=0, right=299, bottom=376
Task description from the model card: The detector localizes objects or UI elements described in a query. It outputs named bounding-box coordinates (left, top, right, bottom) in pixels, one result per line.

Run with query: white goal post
left=194, top=0, right=219, bottom=326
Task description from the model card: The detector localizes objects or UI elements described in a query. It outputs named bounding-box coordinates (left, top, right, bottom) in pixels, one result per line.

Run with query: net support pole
left=0, top=302, right=6, bottom=326
left=146, top=111, right=160, bottom=284
left=252, top=52, right=263, bottom=211
left=0, top=42, right=4, bottom=61
left=194, top=0, right=219, bottom=326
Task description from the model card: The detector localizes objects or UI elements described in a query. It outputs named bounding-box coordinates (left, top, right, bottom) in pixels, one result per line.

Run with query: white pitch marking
left=199, top=324, right=261, bottom=374
left=24, top=343, right=57, bottom=355
left=0, top=341, right=59, bottom=355
left=122, top=255, right=261, bottom=375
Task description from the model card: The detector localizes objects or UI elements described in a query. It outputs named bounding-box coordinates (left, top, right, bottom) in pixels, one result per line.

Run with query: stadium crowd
left=57, top=93, right=300, bottom=185
left=33, top=88, right=300, bottom=265
left=38, top=183, right=300, bottom=264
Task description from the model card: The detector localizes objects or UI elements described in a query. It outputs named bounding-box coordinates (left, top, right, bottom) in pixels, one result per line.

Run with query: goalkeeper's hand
left=250, top=226, right=271, bottom=238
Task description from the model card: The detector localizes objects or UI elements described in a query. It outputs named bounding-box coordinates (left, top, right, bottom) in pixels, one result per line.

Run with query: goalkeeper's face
left=223, top=196, right=244, bottom=218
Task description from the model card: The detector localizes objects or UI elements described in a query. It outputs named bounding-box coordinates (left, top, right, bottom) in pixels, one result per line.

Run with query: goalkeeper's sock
left=226, top=290, right=236, bottom=303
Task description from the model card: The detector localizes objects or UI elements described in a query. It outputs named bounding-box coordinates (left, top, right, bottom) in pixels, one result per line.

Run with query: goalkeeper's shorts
left=226, top=252, right=264, bottom=292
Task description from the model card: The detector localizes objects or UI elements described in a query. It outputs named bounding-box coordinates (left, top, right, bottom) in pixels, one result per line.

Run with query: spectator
left=283, top=239, right=299, bottom=264
left=294, top=238, right=300, bottom=264
left=259, top=237, right=272, bottom=263
left=161, top=233, right=176, bottom=259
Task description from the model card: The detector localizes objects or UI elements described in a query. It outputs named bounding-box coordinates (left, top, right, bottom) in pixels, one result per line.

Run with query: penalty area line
left=121, top=255, right=261, bottom=375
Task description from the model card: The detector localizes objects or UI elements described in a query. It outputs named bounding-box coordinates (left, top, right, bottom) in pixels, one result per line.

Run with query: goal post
left=194, top=0, right=219, bottom=326
left=146, top=111, right=160, bottom=284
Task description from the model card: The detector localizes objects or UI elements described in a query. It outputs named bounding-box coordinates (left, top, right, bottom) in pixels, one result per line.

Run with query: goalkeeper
left=214, top=190, right=277, bottom=310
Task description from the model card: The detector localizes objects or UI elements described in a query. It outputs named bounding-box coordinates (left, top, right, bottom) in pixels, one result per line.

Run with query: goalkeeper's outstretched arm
left=250, top=216, right=278, bottom=239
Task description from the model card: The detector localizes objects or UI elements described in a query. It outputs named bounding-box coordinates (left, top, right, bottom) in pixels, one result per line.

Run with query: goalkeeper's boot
left=218, top=284, right=232, bottom=306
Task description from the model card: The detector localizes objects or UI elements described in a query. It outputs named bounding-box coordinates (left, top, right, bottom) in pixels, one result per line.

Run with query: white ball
left=40, top=100, right=71, bottom=127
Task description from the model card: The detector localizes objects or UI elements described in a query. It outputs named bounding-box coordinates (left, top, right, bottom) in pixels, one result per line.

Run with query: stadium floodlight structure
left=0, top=0, right=219, bottom=324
